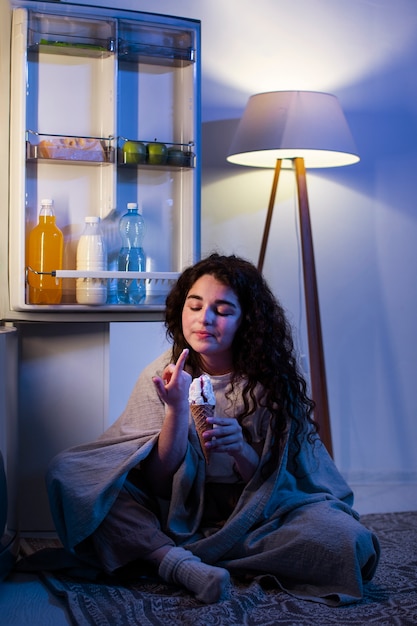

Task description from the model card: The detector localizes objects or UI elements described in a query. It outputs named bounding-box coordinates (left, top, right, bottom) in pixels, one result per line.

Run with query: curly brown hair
left=165, top=253, right=317, bottom=477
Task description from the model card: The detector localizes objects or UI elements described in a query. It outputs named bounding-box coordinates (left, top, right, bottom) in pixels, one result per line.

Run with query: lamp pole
left=257, top=158, right=333, bottom=457
left=294, top=157, right=333, bottom=456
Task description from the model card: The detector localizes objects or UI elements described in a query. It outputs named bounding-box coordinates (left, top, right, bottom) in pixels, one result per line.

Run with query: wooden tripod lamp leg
left=294, top=157, right=333, bottom=456
left=257, top=159, right=282, bottom=273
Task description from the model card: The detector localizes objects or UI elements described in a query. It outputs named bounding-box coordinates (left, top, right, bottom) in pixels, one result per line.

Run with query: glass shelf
left=25, top=268, right=179, bottom=309
left=54, top=270, right=180, bottom=282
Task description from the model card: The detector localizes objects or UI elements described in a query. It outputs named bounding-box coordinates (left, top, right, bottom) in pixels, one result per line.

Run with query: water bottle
left=27, top=199, right=64, bottom=304
left=76, top=216, right=107, bottom=305
left=117, top=203, right=146, bottom=304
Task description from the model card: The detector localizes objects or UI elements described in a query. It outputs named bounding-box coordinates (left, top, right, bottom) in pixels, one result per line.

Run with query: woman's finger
left=176, top=348, right=189, bottom=372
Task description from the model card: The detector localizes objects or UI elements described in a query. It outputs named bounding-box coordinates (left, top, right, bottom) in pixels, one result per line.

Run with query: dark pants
left=91, top=471, right=243, bottom=574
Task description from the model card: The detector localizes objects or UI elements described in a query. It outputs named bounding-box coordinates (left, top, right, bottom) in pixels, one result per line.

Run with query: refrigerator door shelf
left=118, top=20, right=195, bottom=66
left=27, top=11, right=115, bottom=57
left=26, top=132, right=115, bottom=164
left=118, top=42, right=195, bottom=66
left=29, top=38, right=116, bottom=59
left=118, top=139, right=195, bottom=169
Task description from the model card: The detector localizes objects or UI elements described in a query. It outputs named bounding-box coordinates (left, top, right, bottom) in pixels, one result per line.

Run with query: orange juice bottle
left=27, top=199, right=64, bottom=304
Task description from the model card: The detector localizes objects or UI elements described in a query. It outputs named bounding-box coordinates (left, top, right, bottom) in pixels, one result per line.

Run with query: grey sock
left=158, top=546, right=230, bottom=603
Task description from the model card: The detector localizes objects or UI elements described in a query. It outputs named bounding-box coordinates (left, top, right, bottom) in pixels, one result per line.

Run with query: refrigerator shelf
left=27, top=14, right=195, bottom=65
left=28, top=12, right=115, bottom=58
left=55, top=270, right=180, bottom=283
left=118, top=20, right=195, bottom=66
left=26, top=267, right=180, bottom=282
left=118, top=142, right=195, bottom=169
left=24, top=268, right=179, bottom=309
left=118, top=42, right=194, bottom=66
left=28, top=39, right=115, bottom=59
left=26, top=132, right=115, bottom=164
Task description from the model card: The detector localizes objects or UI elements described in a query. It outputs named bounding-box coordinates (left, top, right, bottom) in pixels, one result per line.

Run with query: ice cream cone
left=190, top=404, right=215, bottom=463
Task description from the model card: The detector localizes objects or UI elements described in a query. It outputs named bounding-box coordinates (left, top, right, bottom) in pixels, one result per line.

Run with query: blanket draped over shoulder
left=47, top=350, right=380, bottom=606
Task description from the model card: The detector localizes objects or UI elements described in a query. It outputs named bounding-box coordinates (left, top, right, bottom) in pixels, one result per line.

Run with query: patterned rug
left=19, top=511, right=417, bottom=625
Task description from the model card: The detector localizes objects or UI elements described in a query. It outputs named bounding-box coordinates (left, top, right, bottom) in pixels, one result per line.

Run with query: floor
left=0, top=571, right=71, bottom=625
left=1, top=486, right=417, bottom=626
left=1, top=536, right=70, bottom=626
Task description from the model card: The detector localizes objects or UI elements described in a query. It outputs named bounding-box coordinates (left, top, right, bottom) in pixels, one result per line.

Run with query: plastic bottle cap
left=41, top=199, right=53, bottom=206
left=85, top=216, right=100, bottom=223
left=127, top=203, right=138, bottom=210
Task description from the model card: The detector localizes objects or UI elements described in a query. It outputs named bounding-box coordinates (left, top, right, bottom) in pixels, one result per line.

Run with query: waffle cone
left=190, top=404, right=215, bottom=463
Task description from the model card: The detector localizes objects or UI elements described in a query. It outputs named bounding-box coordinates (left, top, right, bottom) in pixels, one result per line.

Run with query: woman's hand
left=152, top=348, right=191, bottom=416
left=203, top=416, right=260, bottom=483
left=202, top=416, right=244, bottom=454
left=145, top=349, right=192, bottom=497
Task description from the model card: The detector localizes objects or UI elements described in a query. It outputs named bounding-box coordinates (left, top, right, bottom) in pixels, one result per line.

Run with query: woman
left=47, top=254, right=380, bottom=605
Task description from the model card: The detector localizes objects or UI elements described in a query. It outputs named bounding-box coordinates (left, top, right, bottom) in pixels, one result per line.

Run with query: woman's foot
left=158, top=546, right=231, bottom=603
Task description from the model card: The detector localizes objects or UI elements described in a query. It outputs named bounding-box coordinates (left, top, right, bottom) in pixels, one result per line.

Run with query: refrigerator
left=1, top=0, right=201, bottom=322
left=0, top=327, right=18, bottom=579
left=0, top=0, right=200, bottom=532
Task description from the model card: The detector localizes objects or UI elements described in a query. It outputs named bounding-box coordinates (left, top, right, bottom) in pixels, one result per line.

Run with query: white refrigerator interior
left=5, top=0, right=200, bottom=320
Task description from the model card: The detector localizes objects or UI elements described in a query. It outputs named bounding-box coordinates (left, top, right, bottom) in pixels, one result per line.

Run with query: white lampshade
left=227, top=91, right=360, bottom=169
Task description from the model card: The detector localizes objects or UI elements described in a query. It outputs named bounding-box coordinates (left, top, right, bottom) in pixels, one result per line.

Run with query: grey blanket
left=47, top=351, right=380, bottom=606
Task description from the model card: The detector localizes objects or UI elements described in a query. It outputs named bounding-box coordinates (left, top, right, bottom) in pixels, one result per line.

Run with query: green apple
left=167, top=146, right=187, bottom=167
left=122, top=140, right=146, bottom=164
left=147, top=141, right=168, bottom=165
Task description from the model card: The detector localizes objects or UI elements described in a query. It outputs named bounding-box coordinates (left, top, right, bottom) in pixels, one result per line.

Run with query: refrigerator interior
left=6, top=1, right=200, bottom=320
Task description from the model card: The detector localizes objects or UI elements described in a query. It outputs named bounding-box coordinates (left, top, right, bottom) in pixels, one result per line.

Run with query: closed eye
left=186, top=294, right=240, bottom=317
left=215, top=307, right=235, bottom=316
left=188, top=305, right=233, bottom=316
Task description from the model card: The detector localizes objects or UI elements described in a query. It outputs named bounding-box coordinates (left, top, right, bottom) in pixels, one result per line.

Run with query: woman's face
left=182, top=274, right=242, bottom=374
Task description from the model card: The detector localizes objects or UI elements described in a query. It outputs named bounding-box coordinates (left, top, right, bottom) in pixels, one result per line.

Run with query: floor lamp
left=227, top=91, right=360, bottom=457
